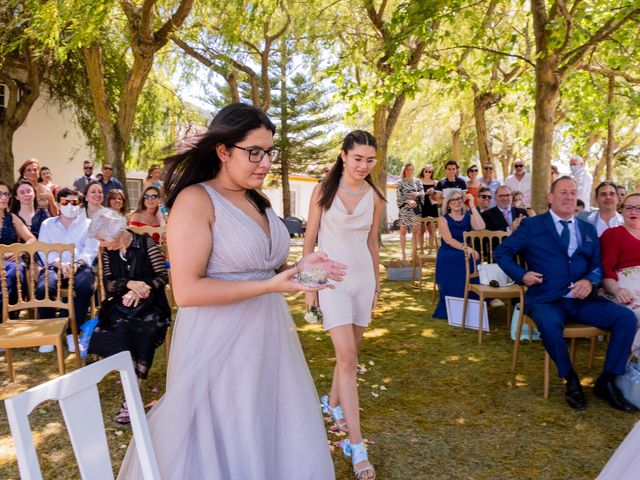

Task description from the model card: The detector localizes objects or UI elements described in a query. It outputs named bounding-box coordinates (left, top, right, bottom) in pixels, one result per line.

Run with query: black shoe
left=593, top=378, right=638, bottom=413
left=564, top=377, right=587, bottom=411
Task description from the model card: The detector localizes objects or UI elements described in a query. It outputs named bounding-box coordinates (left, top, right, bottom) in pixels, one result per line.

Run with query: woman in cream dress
left=118, top=103, right=344, bottom=479
left=304, top=131, right=384, bottom=480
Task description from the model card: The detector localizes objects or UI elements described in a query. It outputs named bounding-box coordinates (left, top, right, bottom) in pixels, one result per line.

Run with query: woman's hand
left=305, top=291, right=319, bottom=309
left=126, top=280, right=151, bottom=299
left=464, top=193, right=474, bottom=207
left=298, top=251, right=347, bottom=283
left=122, top=290, right=141, bottom=307
left=615, top=287, right=633, bottom=305
left=407, top=199, right=417, bottom=209
left=268, top=266, right=335, bottom=293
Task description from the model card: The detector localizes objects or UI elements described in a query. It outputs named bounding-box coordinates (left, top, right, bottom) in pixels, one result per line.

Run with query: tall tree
left=0, top=2, right=47, bottom=182
left=80, top=0, right=193, bottom=180
left=529, top=0, right=640, bottom=212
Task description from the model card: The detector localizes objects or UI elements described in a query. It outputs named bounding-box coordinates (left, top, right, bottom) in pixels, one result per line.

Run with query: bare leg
left=400, top=225, right=408, bottom=261
left=418, top=222, right=425, bottom=251
left=329, top=324, right=373, bottom=477
left=426, top=223, right=435, bottom=251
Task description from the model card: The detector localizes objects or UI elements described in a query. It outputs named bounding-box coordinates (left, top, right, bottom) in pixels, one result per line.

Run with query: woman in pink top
left=600, top=193, right=640, bottom=356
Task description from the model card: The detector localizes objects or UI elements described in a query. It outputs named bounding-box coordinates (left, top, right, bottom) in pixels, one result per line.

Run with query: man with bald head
left=495, top=176, right=637, bottom=413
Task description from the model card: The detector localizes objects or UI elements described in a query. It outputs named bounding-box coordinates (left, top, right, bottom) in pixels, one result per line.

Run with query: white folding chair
left=4, top=351, right=161, bottom=480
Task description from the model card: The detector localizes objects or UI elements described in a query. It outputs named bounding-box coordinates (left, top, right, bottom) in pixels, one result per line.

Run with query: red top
left=600, top=226, right=640, bottom=280
left=129, top=220, right=161, bottom=243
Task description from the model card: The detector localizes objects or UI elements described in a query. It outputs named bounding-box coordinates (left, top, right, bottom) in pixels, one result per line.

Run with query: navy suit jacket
left=494, top=211, right=602, bottom=304
left=481, top=206, right=528, bottom=232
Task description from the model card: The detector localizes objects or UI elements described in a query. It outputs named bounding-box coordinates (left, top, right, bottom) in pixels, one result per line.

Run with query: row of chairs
left=0, top=225, right=175, bottom=382
left=409, top=217, right=607, bottom=399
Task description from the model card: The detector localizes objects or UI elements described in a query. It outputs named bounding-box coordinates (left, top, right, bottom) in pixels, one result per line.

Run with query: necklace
left=339, top=180, right=366, bottom=196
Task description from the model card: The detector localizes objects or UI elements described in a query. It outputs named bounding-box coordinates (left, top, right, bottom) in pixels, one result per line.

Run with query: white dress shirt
left=38, top=215, right=99, bottom=266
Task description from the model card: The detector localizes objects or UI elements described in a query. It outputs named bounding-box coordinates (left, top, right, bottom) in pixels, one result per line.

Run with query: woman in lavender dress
left=119, top=104, right=343, bottom=479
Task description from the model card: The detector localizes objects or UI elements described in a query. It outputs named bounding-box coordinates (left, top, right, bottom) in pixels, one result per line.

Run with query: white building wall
left=13, top=95, right=92, bottom=187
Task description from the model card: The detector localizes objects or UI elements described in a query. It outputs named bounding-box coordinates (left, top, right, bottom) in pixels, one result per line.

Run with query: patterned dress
left=397, top=177, right=422, bottom=227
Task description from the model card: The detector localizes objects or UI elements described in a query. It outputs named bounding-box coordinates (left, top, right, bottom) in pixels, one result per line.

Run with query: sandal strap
left=342, top=440, right=368, bottom=464
left=354, top=465, right=376, bottom=480
left=320, top=395, right=344, bottom=422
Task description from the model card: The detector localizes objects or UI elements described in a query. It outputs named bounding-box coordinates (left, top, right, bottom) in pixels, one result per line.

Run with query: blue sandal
left=342, top=440, right=376, bottom=480
left=320, top=395, right=348, bottom=432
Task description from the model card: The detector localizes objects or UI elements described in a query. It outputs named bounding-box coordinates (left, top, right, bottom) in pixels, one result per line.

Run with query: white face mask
left=60, top=204, right=80, bottom=219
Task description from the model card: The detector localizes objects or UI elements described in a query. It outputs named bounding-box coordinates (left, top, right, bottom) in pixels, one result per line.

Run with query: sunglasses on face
left=84, top=167, right=93, bottom=170
left=469, top=169, right=478, bottom=173
left=60, top=199, right=80, bottom=206
left=143, top=194, right=160, bottom=200
left=483, top=166, right=493, bottom=170
left=479, top=195, right=492, bottom=199
left=0, top=191, right=11, bottom=198
left=103, top=167, right=113, bottom=171
left=514, top=165, right=524, bottom=168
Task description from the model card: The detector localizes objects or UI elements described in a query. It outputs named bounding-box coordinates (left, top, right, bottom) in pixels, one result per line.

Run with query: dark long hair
left=318, top=130, right=385, bottom=211
left=10, top=179, right=37, bottom=214
left=135, top=186, right=162, bottom=214
left=164, top=103, right=276, bottom=213
left=82, top=180, right=104, bottom=209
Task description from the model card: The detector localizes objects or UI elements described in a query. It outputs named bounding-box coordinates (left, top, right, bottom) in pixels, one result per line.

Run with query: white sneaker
left=66, top=334, right=76, bottom=353
left=39, top=344, right=54, bottom=353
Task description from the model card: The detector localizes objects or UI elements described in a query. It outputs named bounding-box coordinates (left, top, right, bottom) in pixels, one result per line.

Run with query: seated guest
left=481, top=185, right=528, bottom=233
left=433, top=189, right=485, bottom=319
left=476, top=186, right=492, bottom=213
left=575, top=198, right=585, bottom=215
left=578, top=181, right=623, bottom=237
left=88, top=208, right=171, bottom=424
left=129, top=186, right=165, bottom=243
left=11, top=179, right=50, bottom=238
left=495, top=177, right=637, bottom=412
left=512, top=190, right=536, bottom=216
left=18, top=158, right=58, bottom=216
left=36, top=188, right=99, bottom=353
left=106, top=188, right=130, bottom=217
left=0, top=181, right=36, bottom=317
left=600, top=193, right=640, bottom=357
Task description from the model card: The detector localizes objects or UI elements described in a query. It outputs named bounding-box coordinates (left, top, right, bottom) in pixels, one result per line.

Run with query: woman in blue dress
left=433, top=188, right=485, bottom=319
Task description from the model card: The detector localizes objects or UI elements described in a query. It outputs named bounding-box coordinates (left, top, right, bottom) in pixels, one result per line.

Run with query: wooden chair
left=461, top=230, right=525, bottom=345
left=0, top=242, right=81, bottom=382
left=411, top=216, right=440, bottom=303
left=511, top=314, right=606, bottom=398
left=4, top=351, right=161, bottom=479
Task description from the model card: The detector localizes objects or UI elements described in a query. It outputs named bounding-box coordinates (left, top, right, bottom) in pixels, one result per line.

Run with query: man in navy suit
left=495, top=177, right=637, bottom=412
left=482, top=186, right=528, bottom=232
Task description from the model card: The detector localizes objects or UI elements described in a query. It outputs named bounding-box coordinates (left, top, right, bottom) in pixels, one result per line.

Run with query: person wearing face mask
left=35, top=187, right=99, bottom=354
left=569, top=155, right=593, bottom=210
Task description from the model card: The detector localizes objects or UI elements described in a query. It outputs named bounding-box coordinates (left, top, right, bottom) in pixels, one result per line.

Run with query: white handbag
left=478, top=262, right=513, bottom=287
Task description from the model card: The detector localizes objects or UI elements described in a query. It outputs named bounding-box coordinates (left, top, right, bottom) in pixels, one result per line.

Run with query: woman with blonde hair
left=396, top=163, right=422, bottom=261
left=433, top=189, right=485, bottom=319
left=18, top=158, right=58, bottom=216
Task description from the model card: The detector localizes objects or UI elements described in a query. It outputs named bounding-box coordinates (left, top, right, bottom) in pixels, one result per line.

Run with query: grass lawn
left=1, top=240, right=638, bottom=479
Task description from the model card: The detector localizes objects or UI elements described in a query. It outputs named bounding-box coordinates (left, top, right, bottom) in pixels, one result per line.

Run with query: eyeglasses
left=143, top=194, right=160, bottom=200
left=479, top=195, right=492, bottom=199
left=0, top=191, right=11, bottom=198
left=483, top=166, right=493, bottom=170
left=468, top=169, right=478, bottom=173
left=231, top=145, right=281, bottom=163
left=497, top=194, right=511, bottom=198
left=60, top=199, right=80, bottom=206
left=622, top=205, right=640, bottom=213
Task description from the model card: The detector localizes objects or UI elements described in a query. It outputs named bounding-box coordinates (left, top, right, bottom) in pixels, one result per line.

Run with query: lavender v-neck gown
left=118, top=183, right=335, bottom=479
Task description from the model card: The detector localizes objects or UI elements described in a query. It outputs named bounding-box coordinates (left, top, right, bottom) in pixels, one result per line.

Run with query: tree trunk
left=473, top=92, right=501, bottom=167
left=372, top=105, right=389, bottom=232
left=451, top=113, right=462, bottom=164
left=531, top=57, right=560, bottom=214
left=0, top=124, right=15, bottom=183
left=604, top=75, right=615, bottom=181
left=279, top=42, right=291, bottom=218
